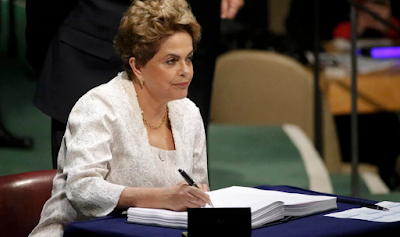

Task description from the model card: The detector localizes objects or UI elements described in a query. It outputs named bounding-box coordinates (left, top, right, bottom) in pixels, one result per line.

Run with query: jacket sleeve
left=62, top=91, right=126, bottom=218
left=191, top=108, right=209, bottom=186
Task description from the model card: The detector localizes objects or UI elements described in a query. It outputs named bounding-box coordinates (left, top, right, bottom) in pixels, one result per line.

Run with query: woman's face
left=139, top=31, right=194, bottom=103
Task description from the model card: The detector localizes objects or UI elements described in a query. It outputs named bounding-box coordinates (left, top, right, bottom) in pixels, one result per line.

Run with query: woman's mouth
left=174, top=81, right=190, bottom=88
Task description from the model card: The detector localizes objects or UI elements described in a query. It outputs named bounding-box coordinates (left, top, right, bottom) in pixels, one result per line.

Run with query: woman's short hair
left=114, top=0, right=201, bottom=79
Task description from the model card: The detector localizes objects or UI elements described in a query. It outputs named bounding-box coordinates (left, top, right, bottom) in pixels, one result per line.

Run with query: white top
left=29, top=72, right=208, bottom=237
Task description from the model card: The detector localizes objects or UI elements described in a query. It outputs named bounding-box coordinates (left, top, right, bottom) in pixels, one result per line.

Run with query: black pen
left=337, top=198, right=389, bottom=211
left=178, top=169, right=214, bottom=207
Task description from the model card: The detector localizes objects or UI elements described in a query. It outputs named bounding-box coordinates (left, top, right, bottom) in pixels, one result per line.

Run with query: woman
left=29, top=0, right=211, bottom=236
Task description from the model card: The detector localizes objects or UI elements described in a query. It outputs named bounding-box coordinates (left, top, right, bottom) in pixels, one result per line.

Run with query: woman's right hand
left=163, top=181, right=211, bottom=211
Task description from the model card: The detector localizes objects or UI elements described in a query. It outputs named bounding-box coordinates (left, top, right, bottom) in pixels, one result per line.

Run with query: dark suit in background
left=26, top=0, right=220, bottom=168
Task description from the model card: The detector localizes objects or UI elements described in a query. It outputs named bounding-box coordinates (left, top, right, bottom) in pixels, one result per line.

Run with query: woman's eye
left=187, top=56, right=193, bottom=63
left=166, top=59, right=177, bottom=65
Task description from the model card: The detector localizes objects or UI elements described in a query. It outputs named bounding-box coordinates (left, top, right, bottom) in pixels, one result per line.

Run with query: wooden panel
left=323, top=65, right=400, bottom=115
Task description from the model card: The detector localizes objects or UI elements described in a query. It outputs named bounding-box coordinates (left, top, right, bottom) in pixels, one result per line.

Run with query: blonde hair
left=114, top=0, right=201, bottom=79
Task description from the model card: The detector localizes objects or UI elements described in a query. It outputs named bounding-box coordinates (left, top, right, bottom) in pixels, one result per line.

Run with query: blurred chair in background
left=209, top=50, right=344, bottom=193
left=0, top=169, right=56, bottom=237
left=210, top=50, right=342, bottom=174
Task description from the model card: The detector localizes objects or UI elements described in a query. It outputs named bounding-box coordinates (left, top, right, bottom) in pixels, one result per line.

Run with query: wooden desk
left=323, top=65, right=400, bottom=115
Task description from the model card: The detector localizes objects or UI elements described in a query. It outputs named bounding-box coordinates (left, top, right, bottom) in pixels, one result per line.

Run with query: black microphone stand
left=349, top=3, right=359, bottom=197
left=346, top=0, right=400, bottom=197
left=313, top=0, right=323, bottom=158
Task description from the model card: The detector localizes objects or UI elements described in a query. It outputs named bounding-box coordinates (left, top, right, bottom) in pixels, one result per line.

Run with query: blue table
left=64, top=186, right=400, bottom=237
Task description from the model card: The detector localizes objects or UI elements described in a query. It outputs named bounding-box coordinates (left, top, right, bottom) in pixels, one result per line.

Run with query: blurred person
left=29, top=1, right=210, bottom=236
left=333, top=0, right=399, bottom=40
left=285, top=0, right=349, bottom=64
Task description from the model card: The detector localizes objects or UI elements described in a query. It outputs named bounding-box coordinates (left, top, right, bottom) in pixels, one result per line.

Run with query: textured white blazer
left=29, top=72, right=208, bottom=237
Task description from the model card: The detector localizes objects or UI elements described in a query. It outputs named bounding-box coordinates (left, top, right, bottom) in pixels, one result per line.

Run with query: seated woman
left=29, top=0, right=211, bottom=236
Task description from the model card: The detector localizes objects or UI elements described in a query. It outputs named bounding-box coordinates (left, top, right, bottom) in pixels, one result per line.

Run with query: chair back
left=210, top=50, right=342, bottom=172
left=0, top=169, right=56, bottom=237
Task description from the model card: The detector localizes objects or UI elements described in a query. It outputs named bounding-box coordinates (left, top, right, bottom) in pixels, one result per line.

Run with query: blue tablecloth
left=64, top=185, right=400, bottom=237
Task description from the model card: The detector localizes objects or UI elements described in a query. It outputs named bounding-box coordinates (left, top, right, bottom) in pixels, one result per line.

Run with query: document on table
left=325, top=201, right=400, bottom=222
left=127, top=186, right=337, bottom=229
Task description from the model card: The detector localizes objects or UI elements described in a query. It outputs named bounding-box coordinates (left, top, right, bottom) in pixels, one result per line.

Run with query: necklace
left=142, top=107, right=169, bottom=129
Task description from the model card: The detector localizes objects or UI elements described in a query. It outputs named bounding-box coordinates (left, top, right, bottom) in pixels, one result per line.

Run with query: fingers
left=178, top=180, right=188, bottom=185
left=186, top=194, right=207, bottom=208
left=166, top=182, right=212, bottom=211
left=187, top=186, right=211, bottom=206
left=177, top=183, right=211, bottom=207
left=221, top=0, right=244, bottom=19
left=197, top=183, right=209, bottom=192
left=221, top=0, right=229, bottom=19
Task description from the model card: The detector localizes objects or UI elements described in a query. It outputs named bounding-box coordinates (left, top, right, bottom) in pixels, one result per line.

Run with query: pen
left=337, top=198, right=389, bottom=211
left=178, top=169, right=214, bottom=207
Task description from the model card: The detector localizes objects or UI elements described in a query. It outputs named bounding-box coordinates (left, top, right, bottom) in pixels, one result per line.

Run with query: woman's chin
left=172, top=90, right=189, bottom=100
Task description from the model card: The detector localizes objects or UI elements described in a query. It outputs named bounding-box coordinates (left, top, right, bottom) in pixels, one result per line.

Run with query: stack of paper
left=202, top=187, right=285, bottom=229
left=127, top=208, right=188, bottom=229
left=127, top=186, right=337, bottom=229
left=219, top=186, right=337, bottom=217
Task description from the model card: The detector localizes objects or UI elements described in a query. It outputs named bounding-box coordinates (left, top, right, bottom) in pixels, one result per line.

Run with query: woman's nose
left=179, top=61, right=190, bottom=76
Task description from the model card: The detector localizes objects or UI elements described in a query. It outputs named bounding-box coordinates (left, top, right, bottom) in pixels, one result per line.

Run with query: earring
left=138, top=76, right=144, bottom=87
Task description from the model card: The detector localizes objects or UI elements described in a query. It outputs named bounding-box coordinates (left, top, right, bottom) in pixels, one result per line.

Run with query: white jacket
left=29, top=72, right=208, bottom=237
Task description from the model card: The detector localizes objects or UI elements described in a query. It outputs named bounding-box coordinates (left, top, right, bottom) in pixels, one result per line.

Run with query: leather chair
left=0, top=169, right=56, bottom=237
left=209, top=50, right=339, bottom=193
left=210, top=50, right=343, bottom=173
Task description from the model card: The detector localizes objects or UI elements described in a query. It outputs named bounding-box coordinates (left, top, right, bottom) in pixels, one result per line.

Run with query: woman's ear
left=129, top=57, right=144, bottom=87
left=129, top=57, right=142, bottom=79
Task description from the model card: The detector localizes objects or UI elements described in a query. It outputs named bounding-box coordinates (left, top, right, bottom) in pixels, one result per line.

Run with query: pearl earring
left=138, top=76, right=144, bottom=87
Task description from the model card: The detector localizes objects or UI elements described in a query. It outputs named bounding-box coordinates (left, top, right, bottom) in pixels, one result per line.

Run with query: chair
left=210, top=50, right=343, bottom=174
left=0, top=169, right=57, bottom=237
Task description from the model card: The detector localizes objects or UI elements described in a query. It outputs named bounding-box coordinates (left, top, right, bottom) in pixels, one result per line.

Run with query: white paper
left=127, top=186, right=336, bottom=229
left=212, top=186, right=337, bottom=217
left=325, top=201, right=400, bottom=222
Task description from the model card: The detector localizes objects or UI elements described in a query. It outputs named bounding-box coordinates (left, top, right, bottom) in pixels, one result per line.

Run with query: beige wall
left=269, top=0, right=291, bottom=34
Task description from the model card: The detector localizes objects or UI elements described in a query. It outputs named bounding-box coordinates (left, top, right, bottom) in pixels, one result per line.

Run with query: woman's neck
left=133, top=80, right=175, bottom=151
left=133, top=81, right=168, bottom=122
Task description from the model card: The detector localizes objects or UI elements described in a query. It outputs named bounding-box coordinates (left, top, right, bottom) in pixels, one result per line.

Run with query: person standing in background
left=25, top=0, right=244, bottom=169
left=188, top=0, right=243, bottom=133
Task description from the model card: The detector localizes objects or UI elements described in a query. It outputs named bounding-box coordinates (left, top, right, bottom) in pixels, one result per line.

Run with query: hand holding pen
left=178, top=169, right=214, bottom=207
